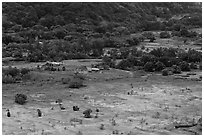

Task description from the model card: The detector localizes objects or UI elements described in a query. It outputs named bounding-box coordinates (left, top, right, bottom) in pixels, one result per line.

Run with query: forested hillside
left=2, top=2, right=202, bottom=62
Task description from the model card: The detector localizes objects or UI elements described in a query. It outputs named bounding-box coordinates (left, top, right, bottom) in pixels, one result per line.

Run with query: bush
left=4, top=66, right=20, bottom=77
left=144, top=62, right=155, bottom=72
left=149, top=36, right=156, bottom=42
left=179, top=61, right=191, bottom=71
left=21, top=68, right=30, bottom=75
left=172, top=65, right=181, bottom=74
left=83, top=109, right=92, bottom=118
left=126, top=37, right=140, bottom=46
left=116, top=59, right=132, bottom=70
left=160, top=31, right=171, bottom=38
left=150, top=47, right=164, bottom=57
left=102, top=56, right=115, bottom=68
left=15, top=94, right=27, bottom=105
left=162, top=69, right=169, bottom=76
left=141, top=55, right=158, bottom=66
left=155, top=61, right=166, bottom=71
left=73, top=73, right=86, bottom=80
left=2, top=74, right=16, bottom=84
left=190, top=62, right=198, bottom=69
left=127, top=55, right=141, bottom=66
left=68, top=78, right=84, bottom=88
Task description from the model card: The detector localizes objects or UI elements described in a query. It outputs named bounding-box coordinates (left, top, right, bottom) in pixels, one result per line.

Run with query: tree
left=39, top=15, right=55, bottom=28
left=53, top=27, right=67, bottom=39
left=54, top=15, right=65, bottom=26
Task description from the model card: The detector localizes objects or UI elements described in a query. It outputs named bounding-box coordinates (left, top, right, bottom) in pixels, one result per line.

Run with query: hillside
left=2, top=2, right=202, bottom=62
left=3, top=2, right=202, bottom=31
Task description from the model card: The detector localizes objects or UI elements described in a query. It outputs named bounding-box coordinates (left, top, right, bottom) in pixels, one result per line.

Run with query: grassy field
left=2, top=59, right=202, bottom=135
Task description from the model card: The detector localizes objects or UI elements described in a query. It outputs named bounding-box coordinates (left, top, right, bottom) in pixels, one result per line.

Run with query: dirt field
left=2, top=60, right=202, bottom=135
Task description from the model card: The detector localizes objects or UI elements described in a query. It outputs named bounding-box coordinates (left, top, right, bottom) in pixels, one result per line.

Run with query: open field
left=2, top=59, right=202, bottom=135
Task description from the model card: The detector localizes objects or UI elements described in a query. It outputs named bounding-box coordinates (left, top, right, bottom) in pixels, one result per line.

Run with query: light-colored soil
left=2, top=65, right=202, bottom=135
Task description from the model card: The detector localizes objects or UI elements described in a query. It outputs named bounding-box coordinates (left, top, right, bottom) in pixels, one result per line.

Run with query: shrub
left=190, top=62, right=198, bottom=69
left=142, top=32, right=154, bottom=39
left=160, top=31, right=171, bottom=38
left=127, top=55, right=141, bottom=66
left=149, top=37, right=156, bottom=42
left=73, top=73, right=86, bottom=80
left=162, top=69, right=169, bottom=76
left=68, top=78, right=84, bottom=88
left=126, top=37, right=140, bottom=46
left=2, top=74, right=16, bottom=84
left=155, top=61, right=166, bottom=71
left=15, top=94, right=27, bottom=105
left=102, top=56, right=115, bottom=68
left=144, top=62, right=155, bottom=72
left=179, top=61, right=191, bottom=71
left=141, top=55, right=158, bottom=66
left=172, top=65, right=181, bottom=74
left=20, top=68, right=30, bottom=75
left=116, top=59, right=132, bottom=70
left=150, top=47, right=164, bottom=57
left=4, top=66, right=20, bottom=77
left=83, top=109, right=92, bottom=118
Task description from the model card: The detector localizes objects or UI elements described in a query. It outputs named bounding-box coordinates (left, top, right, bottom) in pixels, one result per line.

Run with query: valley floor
left=2, top=66, right=202, bottom=135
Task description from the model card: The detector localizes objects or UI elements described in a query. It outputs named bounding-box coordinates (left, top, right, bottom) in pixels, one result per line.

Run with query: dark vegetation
left=61, top=73, right=86, bottom=88
left=2, top=3, right=202, bottom=76
left=83, top=109, right=92, bottom=118
left=2, top=67, right=31, bottom=83
left=2, top=2, right=201, bottom=62
left=15, top=93, right=27, bottom=105
left=112, top=47, right=201, bottom=74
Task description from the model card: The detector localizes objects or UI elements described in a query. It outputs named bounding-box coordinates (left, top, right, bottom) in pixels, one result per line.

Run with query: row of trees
left=102, top=47, right=202, bottom=73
